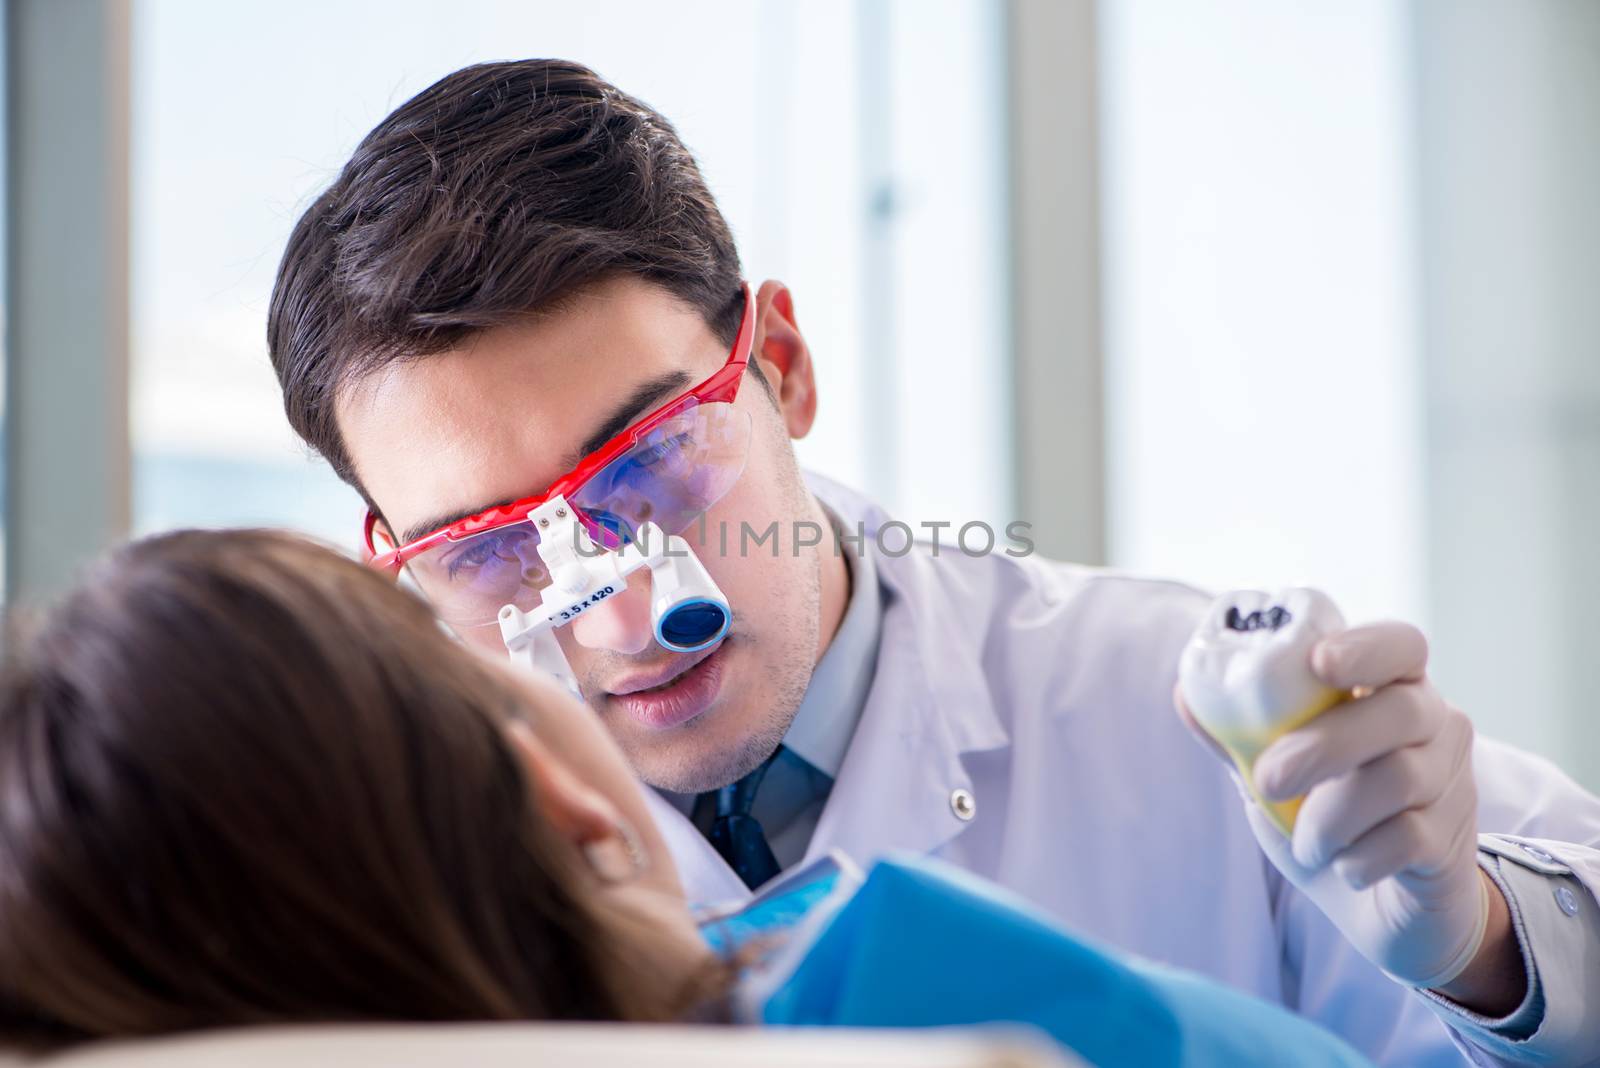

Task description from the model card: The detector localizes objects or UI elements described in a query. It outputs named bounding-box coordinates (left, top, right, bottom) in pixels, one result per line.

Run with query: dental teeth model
left=1178, top=588, right=1351, bottom=835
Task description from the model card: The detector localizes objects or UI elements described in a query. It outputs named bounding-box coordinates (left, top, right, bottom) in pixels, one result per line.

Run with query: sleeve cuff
left=1419, top=834, right=1600, bottom=1067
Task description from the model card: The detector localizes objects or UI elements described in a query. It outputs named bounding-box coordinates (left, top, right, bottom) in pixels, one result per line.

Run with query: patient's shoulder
left=763, top=850, right=1177, bottom=1039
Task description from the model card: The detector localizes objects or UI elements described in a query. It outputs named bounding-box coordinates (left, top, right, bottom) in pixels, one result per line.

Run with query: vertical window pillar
left=4, top=0, right=131, bottom=604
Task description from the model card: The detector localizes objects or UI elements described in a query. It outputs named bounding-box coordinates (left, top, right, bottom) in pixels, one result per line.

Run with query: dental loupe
left=496, top=494, right=731, bottom=695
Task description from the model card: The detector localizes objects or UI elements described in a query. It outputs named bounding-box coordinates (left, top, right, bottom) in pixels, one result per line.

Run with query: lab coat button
left=1555, top=886, right=1580, bottom=917
left=950, top=788, right=976, bottom=821
left=1521, top=844, right=1556, bottom=864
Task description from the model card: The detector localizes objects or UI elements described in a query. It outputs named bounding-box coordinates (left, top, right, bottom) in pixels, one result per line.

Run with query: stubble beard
left=634, top=533, right=822, bottom=795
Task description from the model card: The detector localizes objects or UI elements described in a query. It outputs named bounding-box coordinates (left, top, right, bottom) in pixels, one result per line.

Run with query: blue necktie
left=706, top=750, right=782, bottom=890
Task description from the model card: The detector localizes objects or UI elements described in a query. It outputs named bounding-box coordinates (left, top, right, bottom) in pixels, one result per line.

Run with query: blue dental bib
left=706, top=852, right=1372, bottom=1067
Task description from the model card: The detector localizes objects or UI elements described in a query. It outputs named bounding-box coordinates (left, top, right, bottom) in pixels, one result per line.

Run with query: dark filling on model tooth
left=1225, top=605, right=1293, bottom=632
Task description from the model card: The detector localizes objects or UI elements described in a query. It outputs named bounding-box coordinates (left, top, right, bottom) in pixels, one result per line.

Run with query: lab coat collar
left=800, top=471, right=1011, bottom=866
left=644, top=786, right=749, bottom=904
left=801, top=470, right=1009, bottom=753
left=779, top=495, right=882, bottom=779
left=646, top=472, right=1013, bottom=907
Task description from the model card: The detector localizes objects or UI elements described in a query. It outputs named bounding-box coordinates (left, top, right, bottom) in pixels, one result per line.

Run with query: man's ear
left=503, top=718, right=624, bottom=847
left=752, top=280, right=818, bottom=439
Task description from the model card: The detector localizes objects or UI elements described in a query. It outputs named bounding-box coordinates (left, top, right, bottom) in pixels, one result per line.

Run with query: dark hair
left=0, top=530, right=699, bottom=1044
left=267, top=59, right=745, bottom=492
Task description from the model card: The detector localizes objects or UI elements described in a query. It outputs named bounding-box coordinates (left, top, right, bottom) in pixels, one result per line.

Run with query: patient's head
left=0, top=530, right=715, bottom=1043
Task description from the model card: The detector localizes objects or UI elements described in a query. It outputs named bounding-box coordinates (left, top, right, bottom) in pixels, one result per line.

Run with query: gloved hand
left=1177, top=614, right=1490, bottom=990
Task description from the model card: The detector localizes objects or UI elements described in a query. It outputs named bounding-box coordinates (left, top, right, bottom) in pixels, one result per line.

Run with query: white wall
left=129, top=0, right=1009, bottom=548
left=1412, top=0, right=1600, bottom=787
left=1098, top=0, right=1600, bottom=789
left=1099, top=0, right=1426, bottom=627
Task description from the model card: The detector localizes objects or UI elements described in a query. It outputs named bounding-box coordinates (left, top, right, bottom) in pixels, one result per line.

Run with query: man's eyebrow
left=395, top=371, right=693, bottom=546
left=563, top=370, right=693, bottom=469
left=399, top=500, right=517, bottom=547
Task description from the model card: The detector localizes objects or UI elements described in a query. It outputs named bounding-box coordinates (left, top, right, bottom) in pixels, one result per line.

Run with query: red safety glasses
left=365, top=283, right=756, bottom=627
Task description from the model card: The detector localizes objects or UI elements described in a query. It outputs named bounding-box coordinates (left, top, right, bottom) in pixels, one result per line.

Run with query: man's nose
left=566, top=574, right=655, bottom=655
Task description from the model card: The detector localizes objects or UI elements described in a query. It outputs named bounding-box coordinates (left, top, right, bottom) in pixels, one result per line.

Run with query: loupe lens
left=657, top=599, right=730, bottom=651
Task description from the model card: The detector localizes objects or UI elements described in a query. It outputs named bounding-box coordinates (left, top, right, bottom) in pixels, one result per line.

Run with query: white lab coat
left=645, top=475, right=1600, bottom=1066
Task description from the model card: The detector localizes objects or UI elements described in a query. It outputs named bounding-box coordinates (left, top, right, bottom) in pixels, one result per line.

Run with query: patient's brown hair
left=0, top=530, right=692, bottom=1043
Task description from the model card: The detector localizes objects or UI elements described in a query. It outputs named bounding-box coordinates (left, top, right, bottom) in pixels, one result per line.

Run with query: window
left=130, top=0, right=1009, bottom=551
left=1099, top=0, right=1425, bottom=625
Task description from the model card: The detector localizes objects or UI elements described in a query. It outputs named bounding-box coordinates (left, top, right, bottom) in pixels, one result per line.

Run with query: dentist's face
left=337, top=275, right=829, bottom=793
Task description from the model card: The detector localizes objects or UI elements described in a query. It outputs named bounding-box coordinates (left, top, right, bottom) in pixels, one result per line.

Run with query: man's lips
left=605, top=643, right=720, bottom=696
left=605, top=641, right=731, bottom=731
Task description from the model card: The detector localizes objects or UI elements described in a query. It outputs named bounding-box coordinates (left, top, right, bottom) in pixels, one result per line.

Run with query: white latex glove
left=1178, top=595, right=1489, bottom=990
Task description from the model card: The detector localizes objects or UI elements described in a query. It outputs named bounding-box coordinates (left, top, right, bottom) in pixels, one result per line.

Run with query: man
left=268, top=60, right=1600, bottom=1065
